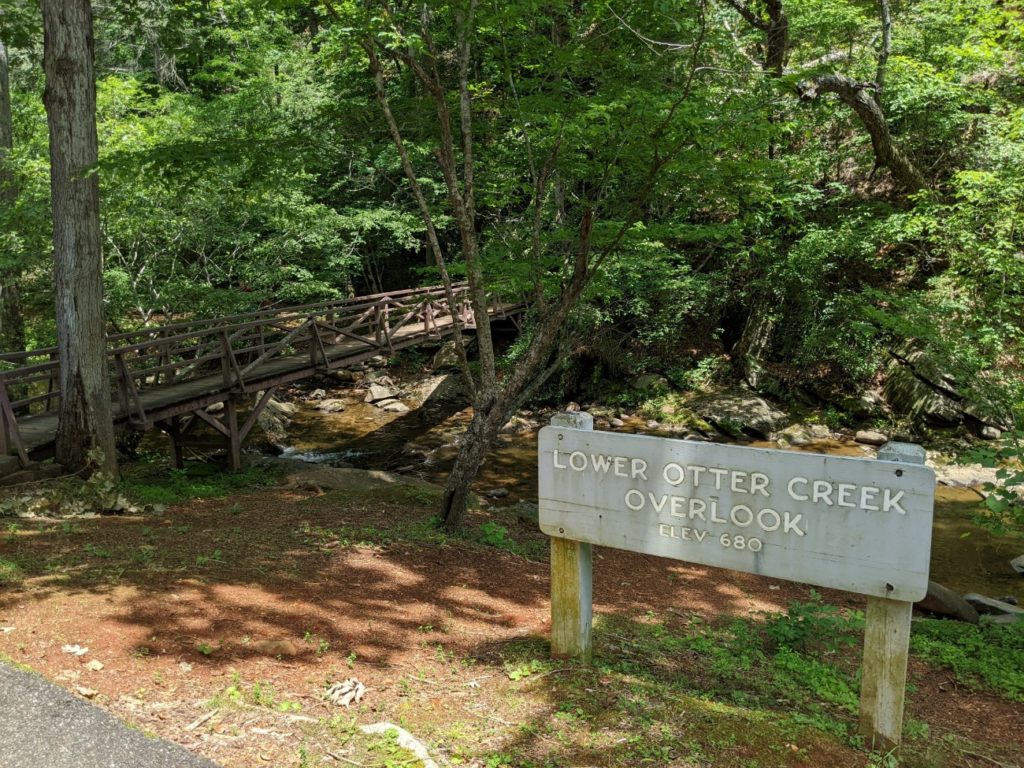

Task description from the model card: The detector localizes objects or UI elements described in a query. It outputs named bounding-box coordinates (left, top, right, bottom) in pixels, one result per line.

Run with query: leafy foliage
left=3, top=0, right=1024, bottom=504
left=911, top=618, right=1024, bottom=702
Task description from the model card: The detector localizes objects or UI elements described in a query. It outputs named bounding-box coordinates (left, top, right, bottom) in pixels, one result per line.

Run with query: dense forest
left=1, top=1, right=1023, bottom=519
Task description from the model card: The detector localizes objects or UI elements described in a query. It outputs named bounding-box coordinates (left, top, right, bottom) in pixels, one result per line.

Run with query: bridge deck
left=12, top=299, right=519, bottom=457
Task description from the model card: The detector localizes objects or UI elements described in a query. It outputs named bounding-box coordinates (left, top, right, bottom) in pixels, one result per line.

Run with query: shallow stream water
left=278, top=388, right=1022, bottom=600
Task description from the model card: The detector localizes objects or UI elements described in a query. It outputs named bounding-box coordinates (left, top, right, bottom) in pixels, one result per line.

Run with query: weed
left=505, top=658, right=548, bottom=681
left=83, top=543, right=112, bottom=559
left=197, top=642, right=214, bottom=656
left=366, top=727, right=418, bottom=767
left=761, top=592, right=864, bottom=655
left=346, top=651, right=357, bottom=669
left=195, top=549, right=223, bottom=566
left=0, top=556, right=23, bottom=584
left=910, top=618, right=1024, bottom=701
left=479, top=520, right=508, bottom=548
left=119, top=463, right=281, bottom=507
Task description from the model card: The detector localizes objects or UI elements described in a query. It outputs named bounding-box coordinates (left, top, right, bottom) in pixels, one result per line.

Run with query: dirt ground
left=1, top=486, right=1022, bottom=768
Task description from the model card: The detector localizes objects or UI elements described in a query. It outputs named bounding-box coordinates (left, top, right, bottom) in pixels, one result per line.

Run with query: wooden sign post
left=548, top=412, right=595, bottom=661
left=858, top=442, right=926, bottom=751
left=539, top=414, right=934, bottom=751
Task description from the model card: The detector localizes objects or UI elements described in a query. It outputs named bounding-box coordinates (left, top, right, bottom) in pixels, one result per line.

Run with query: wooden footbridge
left=0, top=284, right=522, bottom=471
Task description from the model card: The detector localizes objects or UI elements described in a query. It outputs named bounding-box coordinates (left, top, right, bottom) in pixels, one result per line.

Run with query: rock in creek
left=1011, top=554, right=1024, bottom=575
left=257, top=397, right=297, bottom=446
left=364, top=384, right=396, bottom=403
left=363, top=372, right=395, bottom=386
left=500, top=415, right=534, bottom=434
left=689, top=390, right=788, bottom=439
left=432, top=337, right=477, bottom=370
left=927, top=456, right=998, bottom=488
left=778, top=424, right=812, bottom=446
left=329, top=369, right=361, bottom=383
left=915, top=581, right=980, bottom=624
left=963, top=593, right=1024, bottom=617
left=315, top=398, right=347, bottom=413
left=854, top=429, right=888, bottom=446
left=380, top=400, right=410, bottom=413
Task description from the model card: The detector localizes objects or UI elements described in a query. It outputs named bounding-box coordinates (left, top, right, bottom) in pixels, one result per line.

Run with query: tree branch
left=875, top=0, right=892, bottom=99
left=797, top=73, right=926, bottom=192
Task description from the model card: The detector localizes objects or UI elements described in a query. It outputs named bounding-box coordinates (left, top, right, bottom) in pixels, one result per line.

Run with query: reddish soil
left=1, top=488, right=1021, bottom=768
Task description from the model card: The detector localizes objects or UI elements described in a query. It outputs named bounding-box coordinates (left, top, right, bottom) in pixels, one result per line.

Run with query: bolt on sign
left=538, top=413, right=935, bottom=751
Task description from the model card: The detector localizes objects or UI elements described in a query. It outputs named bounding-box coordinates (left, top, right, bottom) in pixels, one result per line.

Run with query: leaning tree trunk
left=438, top=392, right=526, bottom=532
left=42, top=0, right=117, bottom=475
left=0, top=38, right=26, bottom=357
left=797, top=73, right=926, bottom=193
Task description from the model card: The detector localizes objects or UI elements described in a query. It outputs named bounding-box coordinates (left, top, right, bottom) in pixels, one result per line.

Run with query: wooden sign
left=539, top=412, right=935, bottom=752
left=539, top=423, right=934, bottom=601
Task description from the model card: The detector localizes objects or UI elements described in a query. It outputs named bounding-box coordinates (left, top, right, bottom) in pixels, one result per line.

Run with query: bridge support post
left=225, top=399, right=242, bottom=471
left=167, top=417, right=184, bottom=470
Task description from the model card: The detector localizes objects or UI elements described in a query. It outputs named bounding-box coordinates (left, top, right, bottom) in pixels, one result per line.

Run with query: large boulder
left=883, top=345, right=1012, bottom=432
left=256, top=397, right=297, bottom=446
left=689, top=390, right=788, bottom=439
left=418, top=373, right=471, bottom=421
left=364, top=384, right=396, bottom=403
left=882, top=359, right=962, bottom=428
left=432, top=337, right=477, bottom=371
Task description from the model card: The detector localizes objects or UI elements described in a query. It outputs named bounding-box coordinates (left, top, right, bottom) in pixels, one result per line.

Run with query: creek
left=274, top=379, right=1022, bottom=600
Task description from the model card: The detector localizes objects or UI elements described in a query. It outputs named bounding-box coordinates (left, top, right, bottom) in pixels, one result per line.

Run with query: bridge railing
left=1, top=283, right=519, bottom=460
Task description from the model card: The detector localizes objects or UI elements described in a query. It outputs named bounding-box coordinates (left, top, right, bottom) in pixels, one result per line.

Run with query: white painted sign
left=538, top=427, right=935, bottom=601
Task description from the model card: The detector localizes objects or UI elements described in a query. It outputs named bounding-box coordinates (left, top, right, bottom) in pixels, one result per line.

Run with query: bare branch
left=607, top=7, right=696, bottom=54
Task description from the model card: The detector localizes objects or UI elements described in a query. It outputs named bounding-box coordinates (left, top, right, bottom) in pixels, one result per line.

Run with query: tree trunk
left=797, top=73, right=926, bottom=193
left=42, top=0, right=117, bottom=475
left=0, top=38, right=25, bottom=356
left=439, top=392, right=518, bottom=532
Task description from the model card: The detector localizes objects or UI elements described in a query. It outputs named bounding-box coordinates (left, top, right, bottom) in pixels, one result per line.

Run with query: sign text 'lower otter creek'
left=538, top=427, right=935, bottom=601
